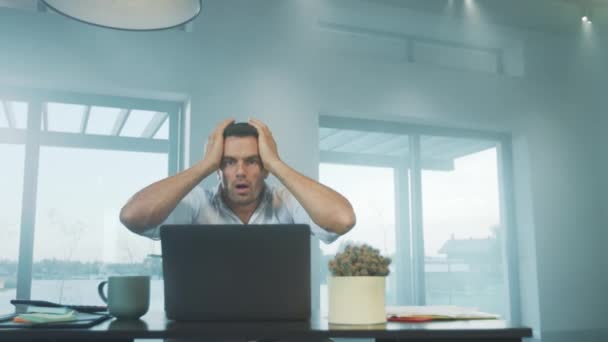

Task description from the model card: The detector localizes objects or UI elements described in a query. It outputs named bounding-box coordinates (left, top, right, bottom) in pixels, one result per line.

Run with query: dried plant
left=329, top=243, right=391, bottom=276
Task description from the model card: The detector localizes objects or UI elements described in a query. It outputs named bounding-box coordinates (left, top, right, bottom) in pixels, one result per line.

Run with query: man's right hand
left=202, top=118, right=234, bottom=169
left=121, top=118, right=235, bottom=235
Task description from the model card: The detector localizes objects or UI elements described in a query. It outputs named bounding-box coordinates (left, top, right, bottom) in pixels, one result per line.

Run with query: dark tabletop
left=0, top=310, right=533, bottom=341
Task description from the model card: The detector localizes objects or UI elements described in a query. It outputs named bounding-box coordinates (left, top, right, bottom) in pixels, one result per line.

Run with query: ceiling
left=2, top=0, right=608, bottom=34
left=0, top=0, right=39, bottom=11
left=362, top=0, right=608, bottom=34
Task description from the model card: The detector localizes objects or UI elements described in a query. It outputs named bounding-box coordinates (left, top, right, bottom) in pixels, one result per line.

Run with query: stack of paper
left=386, top=306, right=499, bottom=322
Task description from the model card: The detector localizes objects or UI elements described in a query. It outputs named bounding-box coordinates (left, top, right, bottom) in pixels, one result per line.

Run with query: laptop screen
left=160, top=224, right=311, bottom=321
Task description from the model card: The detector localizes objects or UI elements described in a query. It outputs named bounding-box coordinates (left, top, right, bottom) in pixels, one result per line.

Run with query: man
left=120, top=118, right=356, bottom=243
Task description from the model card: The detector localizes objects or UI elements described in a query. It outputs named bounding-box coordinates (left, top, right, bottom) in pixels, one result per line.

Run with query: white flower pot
left=328, top=276, right=386, bottom=324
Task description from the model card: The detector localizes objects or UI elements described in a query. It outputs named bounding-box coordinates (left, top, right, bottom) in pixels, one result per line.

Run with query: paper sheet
left=386, top=306, right=499, bottom=320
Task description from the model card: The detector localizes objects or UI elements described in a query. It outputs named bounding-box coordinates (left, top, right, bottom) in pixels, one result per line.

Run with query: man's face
left=218, top=136, right=268, bottom=207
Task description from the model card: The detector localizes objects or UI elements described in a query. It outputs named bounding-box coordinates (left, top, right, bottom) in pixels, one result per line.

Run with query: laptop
left=160, top=224, right=311, bottom=321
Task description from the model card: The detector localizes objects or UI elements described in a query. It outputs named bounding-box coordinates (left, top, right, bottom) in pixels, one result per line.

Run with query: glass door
left=420, top=136, right=508, bottom=317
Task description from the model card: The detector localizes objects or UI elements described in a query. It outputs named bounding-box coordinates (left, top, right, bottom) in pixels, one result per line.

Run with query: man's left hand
left=248, top=118, right=281, bottom=173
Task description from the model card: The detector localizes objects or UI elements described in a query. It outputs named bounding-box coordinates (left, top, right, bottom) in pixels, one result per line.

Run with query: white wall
left=1, top=1, right=607, bottom=341
left=0, top=9, right=195, bottom=99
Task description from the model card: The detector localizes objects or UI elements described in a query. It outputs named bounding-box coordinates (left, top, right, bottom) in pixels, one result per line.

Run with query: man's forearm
left=120, top=160, right=216, bottom=234
left=269, top=161, right=356, bottom=235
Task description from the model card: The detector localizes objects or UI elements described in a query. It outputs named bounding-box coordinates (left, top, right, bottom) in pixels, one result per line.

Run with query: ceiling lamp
left=581, top=14, right=591, bottom=23
left=574, top=0, right=593, bottom=24
left=41, top=0, right=202, bottom=31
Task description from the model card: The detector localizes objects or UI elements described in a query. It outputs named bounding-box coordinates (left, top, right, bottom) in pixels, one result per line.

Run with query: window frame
left=318, top=115, right=520, bottom=323
left=1, top=87, right=183, bottom=304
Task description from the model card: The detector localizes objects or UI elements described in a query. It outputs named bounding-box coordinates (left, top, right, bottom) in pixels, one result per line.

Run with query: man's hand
left=248, top=118, right=282, bottom=173
left=202, top=118, right=235, bottom=169
left=121, top=118, right=234, bottom=234
left=248, top=118, right=355, bottom=235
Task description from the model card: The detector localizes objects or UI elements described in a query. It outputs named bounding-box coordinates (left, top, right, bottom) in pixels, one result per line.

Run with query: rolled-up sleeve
left=276, top=188, right=340, bottom=244
left=140, top=186, right=205, bottom=240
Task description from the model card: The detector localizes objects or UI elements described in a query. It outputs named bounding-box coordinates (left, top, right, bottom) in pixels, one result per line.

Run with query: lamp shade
left=42, top=0, right=202, bottom=31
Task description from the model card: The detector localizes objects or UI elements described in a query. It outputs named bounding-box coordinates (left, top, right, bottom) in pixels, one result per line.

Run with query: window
left=420, top=137, right=508, bottom=317
left=0, top=99, right=28, bottom=313
left=0, top=143, right=25, bottom=313
left=318, top=116, right=515, bottom=320
left=0, top=91, right=181, bottom=313
left=0, top=100, right=28, bottom=130
left=319, top=164, right=398, bottom=316
left=318, top=126, right=411, bottom=317
left=31, top=147, right=167, bottom=306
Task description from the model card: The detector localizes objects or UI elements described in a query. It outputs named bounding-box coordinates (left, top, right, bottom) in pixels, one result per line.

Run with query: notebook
left=160, top=224, right=311, bottom=321
left=0, top=312, right=111, bottom=329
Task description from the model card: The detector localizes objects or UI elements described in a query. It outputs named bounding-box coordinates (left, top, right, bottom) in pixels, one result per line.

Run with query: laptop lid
left=160, top=224, right=311, bottom=321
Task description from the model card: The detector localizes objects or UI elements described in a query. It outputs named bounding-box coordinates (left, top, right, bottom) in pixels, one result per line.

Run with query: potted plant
left=328, top=243, right=391, bottom=325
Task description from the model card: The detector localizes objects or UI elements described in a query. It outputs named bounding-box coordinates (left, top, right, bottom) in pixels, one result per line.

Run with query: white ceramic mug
left=98, top=275, right=150, bottom=320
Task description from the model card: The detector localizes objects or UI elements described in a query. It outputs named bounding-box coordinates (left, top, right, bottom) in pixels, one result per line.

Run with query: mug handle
left=97, top=280, right=108, bottom=303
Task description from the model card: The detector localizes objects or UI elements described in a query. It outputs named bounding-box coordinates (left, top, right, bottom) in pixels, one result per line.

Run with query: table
left=0, top=310, right=532, bottom=341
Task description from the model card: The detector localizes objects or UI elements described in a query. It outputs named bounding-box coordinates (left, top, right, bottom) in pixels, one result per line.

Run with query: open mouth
left=235, top=184, right=250, bottom=193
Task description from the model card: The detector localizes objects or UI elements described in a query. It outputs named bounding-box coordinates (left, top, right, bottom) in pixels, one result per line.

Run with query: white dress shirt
left=142, top=182, right=339, bottom=244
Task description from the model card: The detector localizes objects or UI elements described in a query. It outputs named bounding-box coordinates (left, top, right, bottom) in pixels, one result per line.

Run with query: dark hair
left=223, top=122, right=258, bottom=138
